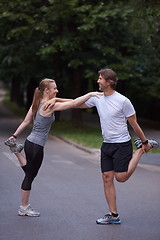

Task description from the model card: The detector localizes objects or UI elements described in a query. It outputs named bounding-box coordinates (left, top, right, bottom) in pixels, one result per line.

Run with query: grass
left=51, top=119, right=102, bottom=149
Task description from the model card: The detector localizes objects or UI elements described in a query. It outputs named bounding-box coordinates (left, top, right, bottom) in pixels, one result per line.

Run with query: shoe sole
left=96, top=221, right=121, bottom=225
left=4, top=142, right=16, bottom=147
left=18, top=212, right=40, bottom=217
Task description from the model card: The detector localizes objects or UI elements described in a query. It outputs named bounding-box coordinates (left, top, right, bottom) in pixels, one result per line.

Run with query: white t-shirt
left=85, top=91, right=135, bottom=143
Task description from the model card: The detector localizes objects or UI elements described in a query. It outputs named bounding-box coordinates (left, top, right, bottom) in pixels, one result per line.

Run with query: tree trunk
left=150, top=98, right=160, bottom=121
left=26, top=78, right=38, bottom=110
left=10, top=76, right=24, bottom=106
left=70, top=68, right=83, bottom=127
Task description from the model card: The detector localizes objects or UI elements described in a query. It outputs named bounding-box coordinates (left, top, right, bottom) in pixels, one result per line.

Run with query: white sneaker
left=148, top=139, right=160, bottom=148
left=4, top=139, right=24, bottom=153
left=134, top=138, right=160, bottom=149
left=4, top=139, right=16, bottom=147
left=10, top=143, right=24, bottom=153
left=96, top=213, right=121, bottom=224
left=18, top=205, right=40, bottom=217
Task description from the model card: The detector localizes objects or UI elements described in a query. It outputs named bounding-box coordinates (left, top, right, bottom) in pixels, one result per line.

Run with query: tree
left=36, top=0, right=141, bottom=122
left=125, top=0, right=160, bottom=119
left=0, top=0, right=56, bottom=106
left=0, top=0, right=160, bottom=121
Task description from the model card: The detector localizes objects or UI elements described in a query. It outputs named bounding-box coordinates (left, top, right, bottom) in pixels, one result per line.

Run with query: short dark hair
left=98, top=68, right=118, bottom=89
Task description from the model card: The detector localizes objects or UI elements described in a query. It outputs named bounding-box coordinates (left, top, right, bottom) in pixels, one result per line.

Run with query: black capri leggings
left=21, top=139, right=44, bottom=191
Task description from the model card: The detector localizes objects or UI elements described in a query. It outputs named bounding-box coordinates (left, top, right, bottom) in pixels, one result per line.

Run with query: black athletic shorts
left=101, top=140, right=133, bottom=173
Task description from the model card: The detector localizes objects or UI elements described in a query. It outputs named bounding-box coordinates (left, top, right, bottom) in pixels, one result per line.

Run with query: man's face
left=97, top=74, right=109, bottom=91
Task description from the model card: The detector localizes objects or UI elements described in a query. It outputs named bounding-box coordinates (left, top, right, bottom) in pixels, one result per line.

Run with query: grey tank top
left=27, top=102, right=55, bottom=147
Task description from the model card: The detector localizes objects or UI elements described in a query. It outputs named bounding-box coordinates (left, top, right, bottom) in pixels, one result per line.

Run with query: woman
left=5, top=78, right=101, bottom=217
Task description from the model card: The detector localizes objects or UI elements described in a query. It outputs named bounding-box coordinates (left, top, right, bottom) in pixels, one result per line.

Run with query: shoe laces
left=104, top=213, right=112, bottom=219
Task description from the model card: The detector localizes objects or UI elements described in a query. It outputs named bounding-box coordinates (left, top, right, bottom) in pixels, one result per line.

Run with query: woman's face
left=48, top=82, right=59, bottom=99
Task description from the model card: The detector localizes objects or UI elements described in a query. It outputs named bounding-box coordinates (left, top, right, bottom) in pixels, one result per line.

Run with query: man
left=44, top=69, right=159, bottom=224
left=81, top=68, right=159, bottom=224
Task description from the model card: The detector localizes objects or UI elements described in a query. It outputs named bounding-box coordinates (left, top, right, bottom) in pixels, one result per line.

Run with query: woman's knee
left=21, top=173, right=37, bottom=190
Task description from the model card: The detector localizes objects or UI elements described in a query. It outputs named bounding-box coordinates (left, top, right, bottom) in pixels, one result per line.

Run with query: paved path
left=0, top=99, right=160, bottom=240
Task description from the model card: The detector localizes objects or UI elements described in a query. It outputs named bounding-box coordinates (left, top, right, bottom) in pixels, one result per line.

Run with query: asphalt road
left=0, top=102, right=160, bottom=240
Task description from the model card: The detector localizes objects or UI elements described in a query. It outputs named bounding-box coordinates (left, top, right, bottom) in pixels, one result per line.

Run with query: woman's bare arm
left=10, top=106, right=33, bottom=138
left=41, top=92, right=102, bottom=116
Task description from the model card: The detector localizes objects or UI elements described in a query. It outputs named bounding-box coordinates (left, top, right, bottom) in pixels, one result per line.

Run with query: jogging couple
left=5, top=68, right=159, bottom=224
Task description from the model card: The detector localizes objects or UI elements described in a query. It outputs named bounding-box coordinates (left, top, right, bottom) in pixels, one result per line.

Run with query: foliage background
left=0, top=0, right=160, bottom=122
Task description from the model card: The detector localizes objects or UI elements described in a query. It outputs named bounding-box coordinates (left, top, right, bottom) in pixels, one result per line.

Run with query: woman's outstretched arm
left=41, top=92, right=102, bottom=114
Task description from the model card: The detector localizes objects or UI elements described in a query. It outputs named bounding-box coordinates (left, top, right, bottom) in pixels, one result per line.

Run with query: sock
left=111, top=212, right=118, bottom=217
left=20, top=204, right=30, bottom=210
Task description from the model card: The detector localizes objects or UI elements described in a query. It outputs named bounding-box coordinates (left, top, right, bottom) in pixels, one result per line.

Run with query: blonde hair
left=32, top=78, right=55, bottom=118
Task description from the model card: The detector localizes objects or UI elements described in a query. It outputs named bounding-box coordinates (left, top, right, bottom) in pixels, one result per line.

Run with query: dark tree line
left=0, top=0, right=160, bottom=121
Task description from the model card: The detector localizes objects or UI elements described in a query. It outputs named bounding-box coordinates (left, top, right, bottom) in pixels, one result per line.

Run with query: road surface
left=0, top=102, right=160, bottom=240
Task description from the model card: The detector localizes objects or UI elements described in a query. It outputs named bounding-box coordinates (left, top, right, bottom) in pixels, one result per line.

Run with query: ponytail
left=32, top=88, right=41, bottom=118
